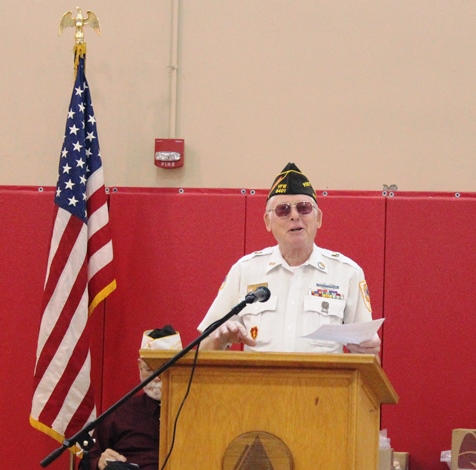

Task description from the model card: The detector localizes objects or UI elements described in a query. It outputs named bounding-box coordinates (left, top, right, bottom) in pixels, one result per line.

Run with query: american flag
left=30, top=49, right=116, bottom=446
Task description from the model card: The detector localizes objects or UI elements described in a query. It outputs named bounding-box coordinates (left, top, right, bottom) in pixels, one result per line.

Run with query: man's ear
left=263, top=211, right=272, bottom=232
left=317, top=208, right=323, bottom=228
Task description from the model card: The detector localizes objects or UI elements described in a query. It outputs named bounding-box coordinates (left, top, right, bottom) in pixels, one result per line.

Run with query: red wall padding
left=2, top=186, right=475, bottom=470
left=381, top=196, right=476, bottom=470
left=102, top=189, right=386, bottom=409
left=101, top=189, right=247, bottom=407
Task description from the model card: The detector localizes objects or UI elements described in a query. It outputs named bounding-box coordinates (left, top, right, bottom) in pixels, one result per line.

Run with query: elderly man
left=82, top=326, right=182, bottom=470
left=197, top=163, right=380, bottom=357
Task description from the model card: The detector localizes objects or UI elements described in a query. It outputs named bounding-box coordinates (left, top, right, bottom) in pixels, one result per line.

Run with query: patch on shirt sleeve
left=219, top=276, right=227, bottom=291
left=359, top=281, right=372, bottom=312
left=250, top=326, right=258, bottom=340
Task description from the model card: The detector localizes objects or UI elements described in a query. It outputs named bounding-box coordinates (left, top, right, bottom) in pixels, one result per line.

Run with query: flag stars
left=68, top=196, right=79, bottom=207
left=51, top=58, right=103, bottom=222
left=64, top=179, right=75, bottom=190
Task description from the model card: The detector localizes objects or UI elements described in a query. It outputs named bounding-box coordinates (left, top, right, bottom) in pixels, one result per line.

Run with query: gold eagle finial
left=59, top=7, right=101, bottom=44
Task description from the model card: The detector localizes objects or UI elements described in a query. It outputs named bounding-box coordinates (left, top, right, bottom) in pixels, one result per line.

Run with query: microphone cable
left=159, top=344, right=200, bottom=470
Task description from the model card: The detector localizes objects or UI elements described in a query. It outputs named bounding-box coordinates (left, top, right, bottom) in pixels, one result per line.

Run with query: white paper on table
left=300, top=318, right=385, bottom=345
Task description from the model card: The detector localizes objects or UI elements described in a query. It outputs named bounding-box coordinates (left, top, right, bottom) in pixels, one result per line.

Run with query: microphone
left=245, top=286, right=271, bottom=304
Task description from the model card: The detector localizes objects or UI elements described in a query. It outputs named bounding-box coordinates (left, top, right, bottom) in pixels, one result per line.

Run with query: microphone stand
left=40, top=293, right=261, bottom=468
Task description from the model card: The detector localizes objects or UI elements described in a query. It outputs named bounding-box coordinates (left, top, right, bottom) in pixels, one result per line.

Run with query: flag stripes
left=30, top=47, right=116, bottom=447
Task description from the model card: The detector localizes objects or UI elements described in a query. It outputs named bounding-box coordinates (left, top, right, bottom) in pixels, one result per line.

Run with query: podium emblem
left=222, top=431, right=293, bottom=469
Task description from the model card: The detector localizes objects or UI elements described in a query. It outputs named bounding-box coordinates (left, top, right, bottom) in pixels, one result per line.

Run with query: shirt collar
left=265, top=244, right=327, bottom=273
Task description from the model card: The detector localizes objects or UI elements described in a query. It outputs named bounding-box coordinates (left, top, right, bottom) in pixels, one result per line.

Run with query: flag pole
left=60, top=10, right=101, bottom=470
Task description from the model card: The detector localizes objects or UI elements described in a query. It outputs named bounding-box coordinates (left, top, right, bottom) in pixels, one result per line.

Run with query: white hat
left=141, top=325, right=182, bottom=350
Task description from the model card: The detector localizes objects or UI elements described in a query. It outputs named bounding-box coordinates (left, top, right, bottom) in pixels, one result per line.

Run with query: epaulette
left=238, top=246, right=274, bottom=263
left=321, top=248, right=361, bottom=270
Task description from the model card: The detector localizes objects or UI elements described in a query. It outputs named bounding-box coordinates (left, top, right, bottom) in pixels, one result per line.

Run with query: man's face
left=138, top=358, right=162, bottom=401
left=263, top=194, right=322, bottom=250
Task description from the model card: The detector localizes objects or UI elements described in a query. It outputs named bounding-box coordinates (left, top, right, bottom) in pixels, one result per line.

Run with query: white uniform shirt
left=198, top=244, right=373, bottom=353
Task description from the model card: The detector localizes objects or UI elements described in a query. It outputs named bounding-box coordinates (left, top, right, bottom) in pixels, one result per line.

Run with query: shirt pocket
left=238, top=295, right=278, bottom=345
left=302, top=295, right=346, bottom=348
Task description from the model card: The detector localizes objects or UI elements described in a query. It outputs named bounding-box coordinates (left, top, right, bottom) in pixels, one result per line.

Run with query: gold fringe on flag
left=29, top=416, right=82, bottom=454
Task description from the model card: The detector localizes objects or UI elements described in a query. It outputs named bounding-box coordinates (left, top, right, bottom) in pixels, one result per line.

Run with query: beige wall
left=1, top=1, right=475, bottom=192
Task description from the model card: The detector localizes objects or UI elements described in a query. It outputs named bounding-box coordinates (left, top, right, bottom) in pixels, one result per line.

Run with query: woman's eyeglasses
left=267, top=201, right=317, bottom=218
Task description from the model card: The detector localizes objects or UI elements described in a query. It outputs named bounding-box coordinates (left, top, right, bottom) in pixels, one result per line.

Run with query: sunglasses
left=267, top=201, right=317, bottom=218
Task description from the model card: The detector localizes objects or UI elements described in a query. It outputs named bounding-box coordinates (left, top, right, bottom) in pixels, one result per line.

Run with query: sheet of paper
left=301, top=318, right=385, bottom=345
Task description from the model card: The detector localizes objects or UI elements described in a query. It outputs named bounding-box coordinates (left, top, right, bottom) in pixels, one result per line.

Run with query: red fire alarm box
left=154, top=138, right=184, bottom=169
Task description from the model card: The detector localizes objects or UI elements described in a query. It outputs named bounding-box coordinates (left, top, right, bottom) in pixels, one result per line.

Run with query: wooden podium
left=141, top=350, right=398, bottom=469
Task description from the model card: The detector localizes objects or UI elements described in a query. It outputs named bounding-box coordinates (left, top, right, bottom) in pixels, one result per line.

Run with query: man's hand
left=98, top=449, right=127, bottom=470
left=200, top=320, right=256, bottom=350
left=346, top=333, right=381, bottom=360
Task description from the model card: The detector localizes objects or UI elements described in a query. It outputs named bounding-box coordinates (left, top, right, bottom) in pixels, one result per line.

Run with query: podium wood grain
left=141, top=350, right=398, bottom=470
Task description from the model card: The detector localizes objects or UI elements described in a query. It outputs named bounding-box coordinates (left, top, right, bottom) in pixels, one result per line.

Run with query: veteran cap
left=141, top=325, right=182, bottom=350
left=267, top=162, right=316, bottom=201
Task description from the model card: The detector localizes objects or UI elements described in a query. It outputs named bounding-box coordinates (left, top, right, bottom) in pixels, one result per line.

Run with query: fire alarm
left=154, top=138, right=184, bottom=169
